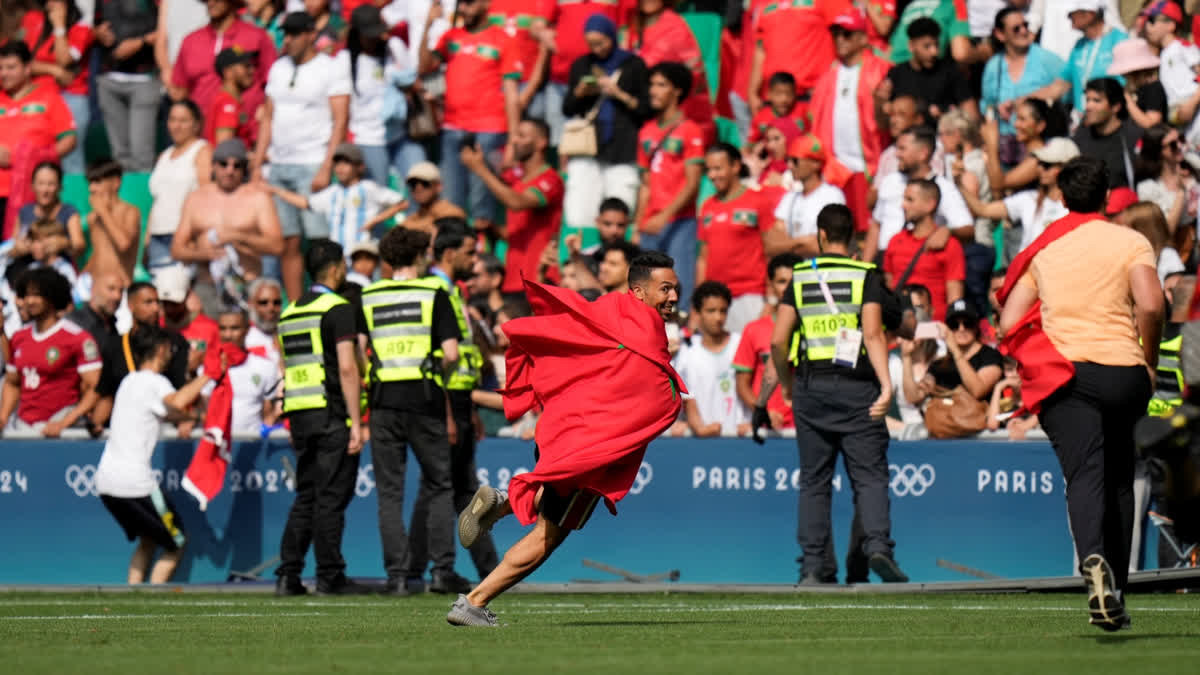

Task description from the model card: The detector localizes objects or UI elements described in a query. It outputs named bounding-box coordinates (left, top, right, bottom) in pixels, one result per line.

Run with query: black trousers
left=371, top=407, right=455, bottom=582
left=408, top=406, right=499, bottom=579
left=792, top=373, right=895, bottom=580
left=277, top=411, right=359, bottom=585
left=1039, top=362, right=1151, bottom=591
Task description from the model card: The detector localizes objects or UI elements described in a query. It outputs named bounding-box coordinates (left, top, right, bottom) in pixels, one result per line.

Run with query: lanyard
left=1080, top=29, right=1108, bottom=91
left=310, top=284, right=336, bottom=295
left=811, top=259, right=840, bottom=316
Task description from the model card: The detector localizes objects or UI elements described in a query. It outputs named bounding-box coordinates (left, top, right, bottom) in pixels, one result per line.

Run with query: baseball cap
left=1065, top=0, right=1105, bottom=16
left=153, top=265, right=191, bottom=304
left=281, top=11, right=316, bottom=34
left=350, top=5, right=388, bottom=41
left=332, top=142, right=364, bottom=165
left=406, top=161, right=442, bottom=182
left=1141, top=0, right=1183, bottom=23
left=349, top=240, right=380, bottom=259
left=212, top=138, right=249, bottom=164
left=213, top=45, right=253, bottom=76
left=787, top=134, right=826, bottom=164
left=1031, top=138, right=1081, bottom=165
left=830, top=7, right=868, bottom=33
left=1105, top=187, right=1139, bottom=216
left=945, top=299, right=980, bottom=325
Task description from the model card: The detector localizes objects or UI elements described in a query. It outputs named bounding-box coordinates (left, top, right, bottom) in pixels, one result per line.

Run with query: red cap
left=831, top=8, right=868, bottom=33
left=788, top=134, right=826, bottom=164
left=1104, top=187, right=1138, bottom=216
left=1141, top=0, right=1184, bottom=23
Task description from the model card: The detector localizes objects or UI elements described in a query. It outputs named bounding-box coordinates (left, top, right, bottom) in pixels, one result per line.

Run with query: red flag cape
left=182, top=342, right=248, bottom=510
left=502, top=281, right=686, bottom=526
left=997, top=211, right=1099, bottom=415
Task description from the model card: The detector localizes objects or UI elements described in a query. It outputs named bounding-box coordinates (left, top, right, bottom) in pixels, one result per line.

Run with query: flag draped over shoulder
left=182, top=342, right=248, bottom=511
left=501, top=281, right=686, bottom=526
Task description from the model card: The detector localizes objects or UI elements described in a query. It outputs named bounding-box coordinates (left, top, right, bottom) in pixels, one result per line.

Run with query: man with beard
left=173, top=139, right=284, bottom=316
left=245, top=278, right=284, bottom=371
left=462, top=117, right=563, bottom=300
left=66, top=272, right=123, bottom=355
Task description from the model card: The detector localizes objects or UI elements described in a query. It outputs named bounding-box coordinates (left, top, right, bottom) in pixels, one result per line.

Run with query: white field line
left=0, top=612, right=327, bottom=620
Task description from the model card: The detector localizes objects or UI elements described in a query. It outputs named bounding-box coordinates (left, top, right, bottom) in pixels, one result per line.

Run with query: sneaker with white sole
left=446, top=594, right=499, bottom=627
left=459, top=486, right=506, bottom=548
left=1081, top=554, right=1130, bottom=631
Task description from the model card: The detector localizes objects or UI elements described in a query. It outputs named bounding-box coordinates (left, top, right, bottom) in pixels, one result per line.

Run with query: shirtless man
left=171, top=139, right=284, bottom=316
left=83, top=160, right=141, bottom=289
left=403, top=162, right=466, bottom=235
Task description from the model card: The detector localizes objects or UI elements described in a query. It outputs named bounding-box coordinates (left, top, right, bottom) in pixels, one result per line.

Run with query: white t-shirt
left=833, top=63, right=866, bottom=173
left=245, top=325, right=281, bottom=369
left=1033, top=0, right=1122, bottom=61
left=888, top=353, right=924, bottom=426
left=672, top=333, right=748, bottom=436
left=95, top=371, right=175, bottom=498
left=872, top=173, right=974, bottom=251
left=1159, top=39, right=1200, bottom=107
left=1159, top=247, right=1186, bottom=285
left=202, top=353, right=280, bottom=436
left=266, top=53, right=353, bottom=165
left=381, top=0, right=456, bottom=66
left=309, top=179, right=406, bottom=247
left=339, top=38, right=412, bottom=147
left=773, top=183, right=846, bottom=238
left=1002, top=189, right=1068, bottom=254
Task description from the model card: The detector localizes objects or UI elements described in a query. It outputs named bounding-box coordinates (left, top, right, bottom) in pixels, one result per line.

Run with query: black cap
left=350, top=5, right=388, bottom=41
left=945, top=299, right=980, bottom=325
left=281, top=11, right=316, bottom=35
left=214, top=46, right=254, bottom=76
left=213, top=138, right=249, bottom=163
left=332, top=142, right=364, bottom=165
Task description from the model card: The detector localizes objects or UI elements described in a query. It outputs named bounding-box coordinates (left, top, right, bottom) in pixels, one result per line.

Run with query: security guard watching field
left=405, top=218, right=499, bottom=591
left=1149, top=275, right=1194, bottom=416
left=770, top=204, right=914, bottom=585
left=363, top=226, right=466, bottom=596
left=275, top=240, right=368, bottom=596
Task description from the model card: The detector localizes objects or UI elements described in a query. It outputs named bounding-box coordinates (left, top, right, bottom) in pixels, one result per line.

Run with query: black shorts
left=533, top=445, right=601, bottom=531
left=101, top=488, right=186, bottom=552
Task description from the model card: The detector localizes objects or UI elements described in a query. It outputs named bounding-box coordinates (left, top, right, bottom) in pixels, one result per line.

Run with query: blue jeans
left=388, top=133, right=427, bottom=195
left=543, top=81, right=567, bottom=146
left=639, top=216, right=697, bottom=310
left=62, top=93, right=90, bottom=175
left=359, top=144, right=391, bottom=186
left=268, top=163, right=328, bottom=239
left=439, top=129, right=506, bottom=224
left=145, top=234, right=175, bottom=270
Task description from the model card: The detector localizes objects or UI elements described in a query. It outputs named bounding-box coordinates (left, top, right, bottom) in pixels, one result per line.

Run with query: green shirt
left=889, top=0, right=970, bottom=65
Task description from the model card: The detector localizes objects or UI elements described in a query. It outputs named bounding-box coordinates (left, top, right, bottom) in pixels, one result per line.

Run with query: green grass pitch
left=1, top=592, right=1198, bottom=674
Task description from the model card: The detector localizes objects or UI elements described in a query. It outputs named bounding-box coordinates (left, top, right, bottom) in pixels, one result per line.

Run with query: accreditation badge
left=832, top=328, right=862, bottom=369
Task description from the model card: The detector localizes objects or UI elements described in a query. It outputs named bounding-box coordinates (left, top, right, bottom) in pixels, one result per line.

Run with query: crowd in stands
left=1, top=0, right=1199, bottom=440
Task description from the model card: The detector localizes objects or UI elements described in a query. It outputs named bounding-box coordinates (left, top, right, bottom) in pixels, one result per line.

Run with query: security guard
left=770, top=204, right=914, bottom=585
left=405, top=218, right=499, bottom=590
left=275, top=240, right=367, bottom=596
left=363, top=226, right=466, bottom=596
left=1149, top=276, right=1193, bottom=416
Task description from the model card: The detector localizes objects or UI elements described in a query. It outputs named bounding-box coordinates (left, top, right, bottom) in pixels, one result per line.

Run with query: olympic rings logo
left=889, top=463, right=936, bottom=497
left=64, top=464, right=98, bottom=497
left=629, top=462, right=653, bottom=495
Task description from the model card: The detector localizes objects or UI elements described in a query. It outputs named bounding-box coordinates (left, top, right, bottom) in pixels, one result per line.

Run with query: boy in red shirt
left=748, top=0, right=841, bottom=115
left=205, top=47, right=258, bottom=148
left=735, top=253, right=799, bottom=431
left=882, top=179, right=965, bottom=320
left=636, top=61, right=704, bottom=307
left=746, top=71, right=809, bottom=147
left=697, top=142, right=774, bottom=332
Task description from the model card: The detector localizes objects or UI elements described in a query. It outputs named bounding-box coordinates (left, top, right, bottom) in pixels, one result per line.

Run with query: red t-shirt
left=0, top=82, right=75, bottom=197
left=436, top=26, right=523, bottom=133
left=882, top=227, right=966, bottom=320
left=171, top=21, right=276, bottom=114
left=549, top=0, right=621, bottom=84
left=755, top=0, right=840, bottom=97
left=488, top=0, right=551, bottom=83
left=636, top=116, right=705, bottom=224
left=6, top=320, right=102, bottom=424
left=698, top=187, right=772, bottom=297
left=733, top=0, right=773, bottom=100
left=731, top=314, right=793, bottom=428
left=26, top=15, right=93, bottom=96
left=501, top=164, right=564, bottom=294
left=204, top=88, right=257, bottom=148
left=629, top=10, right=714, bottom=142
left=747, top=103, right=811, bottom=144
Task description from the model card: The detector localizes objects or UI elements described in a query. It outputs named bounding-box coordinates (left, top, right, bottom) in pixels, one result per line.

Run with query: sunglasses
left=1008, top=21, right=1029, bottom=33
left=1166, top=139, right=1182, bottom=151
left=947, top=319, right=975, bottom=331
left=1036, top=160, right=1056, bottom=169
left=406, top=178, right=433, bottom=189
left=255, top=298, right=283, bottom=307
left=217, top=159, right=247, bottom=169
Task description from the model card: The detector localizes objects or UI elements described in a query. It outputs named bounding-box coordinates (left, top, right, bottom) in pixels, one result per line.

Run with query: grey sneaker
left=459, top=486, right=506, bottom=548
left=1082, top=554, right=1130, bottom=631
left=869, top=553, right=910, bottom=583
left=446, top=594, right=498, bottom=627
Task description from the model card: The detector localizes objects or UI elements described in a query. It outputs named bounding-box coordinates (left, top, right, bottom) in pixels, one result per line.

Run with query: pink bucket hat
left=1108, top=38, right=1161, bottom=76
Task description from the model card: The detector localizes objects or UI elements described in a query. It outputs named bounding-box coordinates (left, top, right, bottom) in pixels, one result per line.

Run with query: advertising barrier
left=0, top=438, right=1084, bottom=584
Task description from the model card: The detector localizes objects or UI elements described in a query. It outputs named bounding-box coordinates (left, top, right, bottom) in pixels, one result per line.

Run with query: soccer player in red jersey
left=0, top=268, right=101, bottom=438
left=446, top=252, right=685, bottom=626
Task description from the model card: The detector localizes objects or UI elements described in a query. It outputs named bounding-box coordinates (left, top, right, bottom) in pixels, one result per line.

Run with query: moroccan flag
left=501, top=281, right=686, bottom=526
left=182, top=342, right=248, bottom=510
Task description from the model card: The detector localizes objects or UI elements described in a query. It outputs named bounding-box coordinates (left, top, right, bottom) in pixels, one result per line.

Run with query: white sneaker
left=459, top=486, right=506, bottom=548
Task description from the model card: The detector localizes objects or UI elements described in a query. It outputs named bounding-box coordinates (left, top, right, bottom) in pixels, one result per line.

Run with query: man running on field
left=447, top=252, right=686, bottom=627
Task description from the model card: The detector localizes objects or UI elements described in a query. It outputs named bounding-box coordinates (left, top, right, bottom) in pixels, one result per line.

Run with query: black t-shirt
left=285, top=291, right=361, bottom=427
left=1072, top=121, right=1142, bottom=189
left=97, top=327, right=189, bottom=397
left=66, top=305, right=118, bottom=357
left=928, top=344, right=1004, bottom=391
left=372, top=287, right=463, bottom=417
left=780, top=260, right=903, bottom=381
left=887, top=60, right=973, bottom=112
left=1136, top=81, right=1168, bottom=120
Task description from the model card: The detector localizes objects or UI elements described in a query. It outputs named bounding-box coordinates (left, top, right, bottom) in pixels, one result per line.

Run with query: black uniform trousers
left=1038, top=362, right=1151, bottom=591
left=277, top=410, right=359, bottom=586
left=408, top=403, right=500, bottom=579
left=370, top=406, right=456, bottom=582
left=793, top=372, right=895, bottom=580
